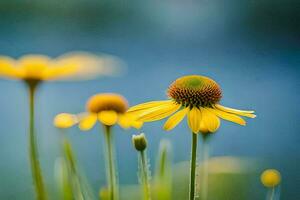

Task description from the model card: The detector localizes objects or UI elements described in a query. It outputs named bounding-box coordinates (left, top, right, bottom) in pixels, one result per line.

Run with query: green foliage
left=153, top=140, right=172, bottom=200
left=55, top=139, right=96, bottom=200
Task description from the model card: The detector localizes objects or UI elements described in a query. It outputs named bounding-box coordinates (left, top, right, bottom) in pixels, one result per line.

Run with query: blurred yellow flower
left=54, top=93, right=143, bottom=130
left=0, top=52, right=123, bottom=84
left=261, top=169, right=281, bottom=188
left=128, top=75, right=256, bottom=134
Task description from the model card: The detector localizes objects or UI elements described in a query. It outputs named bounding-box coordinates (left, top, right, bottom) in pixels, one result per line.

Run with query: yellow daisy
left=128, top=75, right=256, bottom=134
left=54, top=93, right=143, bottom=130
left=0, top=52, right=123, bottom=85
left=128, top=74, right=256, bottom=200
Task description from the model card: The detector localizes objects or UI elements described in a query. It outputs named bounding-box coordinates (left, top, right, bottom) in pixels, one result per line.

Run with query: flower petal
left=98, top=111, right=118, bottom=126
left=0, top=56, right=21, bottom=79
left=131, top=121, right=143, bottom=129
left=118, top=114, right=132, bottom=129
left=214, top=104, right=256, bottom=118
left=118, top=113, right=143, bottom=129
left=208, top=108, right=246, bottom=126
left=44, top=65, right=79, bottom=80
left=79, top=114, right=97, bottom=131
left=199, top=120, right=209, bottom=134
left=187, top=107, right=202, bottom=133
left=138, top=102, right=181, bottom=122
left=127, top=100, right=174, bottom=113
left=200, top=108, right=220, bottom=133
left=53, top=113, right=78, bottom=129
left=163, top=107, right=188, bottom=131
left=52, top=52, right=124, bottom=80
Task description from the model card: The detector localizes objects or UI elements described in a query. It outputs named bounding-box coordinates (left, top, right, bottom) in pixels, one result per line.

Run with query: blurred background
left=0, top=0, right=299, bottom=199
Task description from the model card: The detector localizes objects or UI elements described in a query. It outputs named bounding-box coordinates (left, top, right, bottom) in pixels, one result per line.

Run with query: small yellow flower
left=127, top=75, right=256, bottom=134
left=54, top=93, right=143, bottom=130
left=0, top=52, right=123, bottom=83
left=261, top=169, right=281, bottom=188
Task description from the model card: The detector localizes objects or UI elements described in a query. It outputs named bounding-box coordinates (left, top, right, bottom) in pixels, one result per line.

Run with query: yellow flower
left=54, top=93, right=143, bottom=130
left=127, top=75, right=256, bottom=134
left=261, top=169, right=281, bottom=188
left=0, top=52, right=123, bottom=84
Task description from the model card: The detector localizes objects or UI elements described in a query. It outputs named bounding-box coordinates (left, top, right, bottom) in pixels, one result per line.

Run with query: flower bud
left=132, top=133, right=147, bottom=151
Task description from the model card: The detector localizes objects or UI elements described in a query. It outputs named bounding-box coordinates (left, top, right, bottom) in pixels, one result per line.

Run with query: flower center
left=167, top=75, right=222, bottom=107
left=86, top=93, right=128, bottom=113
left=19, top=55, right=50, bottom=80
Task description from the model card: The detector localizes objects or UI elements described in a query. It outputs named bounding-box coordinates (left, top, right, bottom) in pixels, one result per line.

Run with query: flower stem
left=28, top=83, right=47, bottom=200
left=189, top=133, right=198, bottom=200
left=103, top=125, right=118, bottom=200
left=200, top=135, right=210, bottom=200
left=268, top=187, right=275, bottom=200
left=140, top=150, right=151, bottom=200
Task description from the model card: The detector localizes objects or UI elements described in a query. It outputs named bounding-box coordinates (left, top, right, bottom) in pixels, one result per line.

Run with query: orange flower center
left=86, top=93, right=128, bottom=113
left=167, top=75, right=222, bottom=107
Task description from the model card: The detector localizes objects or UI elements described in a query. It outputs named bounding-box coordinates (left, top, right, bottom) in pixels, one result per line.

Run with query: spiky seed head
left=167, top=75, right=222, bottom=108
left=132, top=133, right=148, bottom=151
left=86, top=93, right=128, bottom=113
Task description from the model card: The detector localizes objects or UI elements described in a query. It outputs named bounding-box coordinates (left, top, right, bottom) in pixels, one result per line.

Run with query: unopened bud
left=132, top=133, right=147, bottom=151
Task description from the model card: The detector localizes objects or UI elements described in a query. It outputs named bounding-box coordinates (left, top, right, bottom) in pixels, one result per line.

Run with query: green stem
left=140, top=150, right=151, bottom=200
left=28, top=84, right=47, bottom=200
left=269, top=187, right=275, bottom=200
left=200, top=136, right=210, bottom=200
left=103, top=126, right=118, bottom=200
left=189, top=133, right=198, bottom=200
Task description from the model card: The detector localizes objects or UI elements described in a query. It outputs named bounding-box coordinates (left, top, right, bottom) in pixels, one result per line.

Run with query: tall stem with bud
left=132, top=133, right=151, bottom=200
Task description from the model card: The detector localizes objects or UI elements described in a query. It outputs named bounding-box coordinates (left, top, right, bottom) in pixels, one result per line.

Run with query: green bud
left=132, top=133, right=147, bottom=151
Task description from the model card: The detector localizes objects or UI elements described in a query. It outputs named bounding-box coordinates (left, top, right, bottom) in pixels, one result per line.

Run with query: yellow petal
left=199, top=120, right=209, bottom=134
left=53, top=113, right=78, bottom=129
left=53, top=52, right=124, bottom=80
left=200, top=108, right=220, bottom=133
left=131, top=121, right=143, bottom=129
left=138, top=102, right=181, bottom=122
left=118, top=114, right=132, bottom=129
left=79, top=114, right=97, bottom=131
left=44, top=65, right=79, bottom=80
left=118, top=113, right=142, bottom=129
left=163, top=107, right=188, bottom=131
left=0, top=56, right=20, bottom=78
left=187, top=107, right=202, bottom=133
left=127, top=100, right=174, bottom=113
left=98, top=111, right=118, bottom=126
left=209, top=108, right=246, bottom=126
left=214, top=104, right=256, bottom=118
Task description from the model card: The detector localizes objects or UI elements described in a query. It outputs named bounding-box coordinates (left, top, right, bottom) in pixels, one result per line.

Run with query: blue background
left=0, top=0, right=299, bottom=199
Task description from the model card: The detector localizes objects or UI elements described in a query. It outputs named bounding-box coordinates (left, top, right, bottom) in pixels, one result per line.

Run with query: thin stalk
left=28, top=83, right=47, bottom=200
left=63, top=139, right=84, bottom=200
left=189, top=133, right=198, bottom=200
left=103, top=125, right=118, bottom=200
left=268, top=187, right=275, bottom=200
left=60, top=134, right=95, bottom=200
left=140, top=150, right=151, bottom=200
left=200, top=135, right=210, bottom=200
